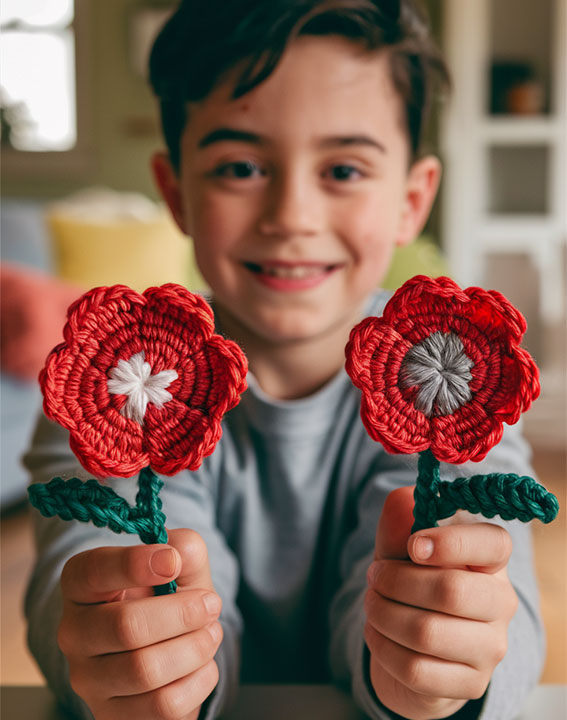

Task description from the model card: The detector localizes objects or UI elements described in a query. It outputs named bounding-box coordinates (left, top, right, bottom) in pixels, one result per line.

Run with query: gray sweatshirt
left=24, top=291, right=545, bottom=720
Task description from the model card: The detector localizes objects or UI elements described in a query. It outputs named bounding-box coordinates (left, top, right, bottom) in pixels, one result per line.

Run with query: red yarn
left=345, top=275, right=540, bottom=464
left=40, top=284, right=248, bottom=478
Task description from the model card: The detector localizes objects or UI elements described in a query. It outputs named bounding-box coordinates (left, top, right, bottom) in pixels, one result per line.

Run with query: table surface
left=1, top=684, right=565, bottom=720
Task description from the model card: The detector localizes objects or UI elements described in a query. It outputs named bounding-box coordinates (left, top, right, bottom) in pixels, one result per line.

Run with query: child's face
left=154, top=36, right=440, bottom=349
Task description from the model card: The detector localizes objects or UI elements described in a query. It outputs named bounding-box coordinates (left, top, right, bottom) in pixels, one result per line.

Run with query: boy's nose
left=258, top=174, right=322, bottom=239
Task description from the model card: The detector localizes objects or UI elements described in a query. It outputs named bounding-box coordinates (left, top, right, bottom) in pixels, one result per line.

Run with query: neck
left=214, top=306, right=363, bottom=400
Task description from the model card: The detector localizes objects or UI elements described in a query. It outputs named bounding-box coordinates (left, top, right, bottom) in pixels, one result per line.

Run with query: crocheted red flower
left=40, top=284, right=248, bottom=477
left=345, top=275, right=539, bottom=464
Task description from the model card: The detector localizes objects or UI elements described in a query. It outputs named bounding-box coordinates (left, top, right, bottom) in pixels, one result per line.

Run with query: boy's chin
left=237, top=309, right=359, bottom=348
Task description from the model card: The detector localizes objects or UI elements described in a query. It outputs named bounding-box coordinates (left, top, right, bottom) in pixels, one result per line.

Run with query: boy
left=25, top=1, right=544, bottom=719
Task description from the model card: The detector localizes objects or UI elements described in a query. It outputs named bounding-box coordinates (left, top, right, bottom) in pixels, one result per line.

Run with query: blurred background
left=1, top=0, right=565, bottom=690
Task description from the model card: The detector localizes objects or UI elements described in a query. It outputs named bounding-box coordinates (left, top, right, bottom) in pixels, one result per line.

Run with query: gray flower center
left=401, top=331, right=474, bottom=417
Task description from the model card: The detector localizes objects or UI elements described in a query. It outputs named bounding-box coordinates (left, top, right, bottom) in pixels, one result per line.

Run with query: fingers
left=70, top=622, right=223, bottom=699
left=364, top=589, right=506, bottom=668
left=374, top=486, right=415, bottom=561
left=367, top=559, right=517, bottom=622
left=167, top=529, right=214, bottom=592
left=61, top=529, right=213, bottom=606
left=407, top=522, right=513, bottom=573
left=59, top=588, right=222, bottom=657
left=365, top=624, right=489, bottom=701
left=62, top=545, right=182, bottom=604
left=368, top=656, right=467, bottom=720
left=59, top=531, right=220, bottom=719
left=106, top=661, right=219, bottom=720
left=80, top=660, right=219, bottom=720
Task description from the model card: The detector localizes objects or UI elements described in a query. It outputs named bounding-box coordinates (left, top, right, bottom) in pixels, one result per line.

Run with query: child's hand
left=58, top=529, right=222, bottom=720
left=365, top=487, right=518, bottom=720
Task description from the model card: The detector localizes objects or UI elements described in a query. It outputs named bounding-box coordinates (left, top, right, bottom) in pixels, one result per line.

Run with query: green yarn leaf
left=28, top=478, right=135, bottom=531
left=435, top=473, right=559, bottom=525
left=412, top=450, right=559, bottom=533
left=28, top=469, right=177, bottom=595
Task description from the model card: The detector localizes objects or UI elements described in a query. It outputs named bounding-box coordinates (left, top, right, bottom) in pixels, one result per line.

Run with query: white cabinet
left=440, top=0, right=566, bottom=445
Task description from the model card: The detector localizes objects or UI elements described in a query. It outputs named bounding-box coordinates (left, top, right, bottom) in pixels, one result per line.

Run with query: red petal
left=431, top=403, right=504, bottom=464
left=345, top=276, right=539, bottom=460
left=346, top=318, right=431, bottom=454
left=39, top=284, right=247, bottom=478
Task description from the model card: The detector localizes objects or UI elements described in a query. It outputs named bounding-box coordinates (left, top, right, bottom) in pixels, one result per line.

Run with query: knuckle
left=452, top=530, right=467, bottom=559
left=494, top=526, right=513, bottom=563
left=204, top=658, right=220, bottom=692
left=363, top=588, right=376, bottom=619
left=413, top=614, right=437, bottom=651
left=506, top=585, right=519, bottom=618
left=404, top=655, right=428, bottom=693
left=67, top=663, right=86, bottom=696
left=197, top=659, right=220, bottom=698
left=59, top=556, right=76, bottom=595
left=491, top=632, right=508, bottom=665
left=180, top=594, right=206, bottom=629
left=61, top=551, right=98, bottom=596
left=195, top=625, right=218, bottom=662
left=149, top=685, right=185, bottom=720
left=416, top=694, right=447, bottom=718
left=182, top=529, right=209, bottom=569
left=363, top=621, right=379, bottom=655
left=437, top=572, right=466, bottom=612
left=128, top=647, right=161, bottom=692
left=150, top=663, right=218, bottom=720
left=81, top=552, right=106, bottom=595
left=121, top=545, right=146, bottom=583
left=470, top=673, right=490, bottom=699
left=57, top=619, right=73, bottom=656
left=112, top=606, right=148, bottom=649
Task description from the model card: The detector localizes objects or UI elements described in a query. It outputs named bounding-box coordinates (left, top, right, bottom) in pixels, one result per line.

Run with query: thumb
left=374, top=486, right=416, bottom=560
left=167, top=528, right=215, bottom=592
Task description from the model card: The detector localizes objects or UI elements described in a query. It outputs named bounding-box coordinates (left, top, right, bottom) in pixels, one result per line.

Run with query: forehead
left=182, top=35, right=407, bottom=150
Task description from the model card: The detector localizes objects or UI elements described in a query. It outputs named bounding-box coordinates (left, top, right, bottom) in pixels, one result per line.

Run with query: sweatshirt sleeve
left=23, top=413, right=242, bottom=720
left=328, top=422, right=546, bottom=720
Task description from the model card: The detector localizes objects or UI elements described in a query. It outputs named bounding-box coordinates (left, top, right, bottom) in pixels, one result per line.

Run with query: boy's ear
left=151, top=152, right=188, bottom=235
left=395, top=155, right=442, bottom=247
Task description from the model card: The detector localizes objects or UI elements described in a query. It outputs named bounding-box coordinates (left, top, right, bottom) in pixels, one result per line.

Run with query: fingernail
left=150, top=548, right=177, bottom=577
left=207, top=621, right=223, bottom=644
left=414, top=536, right=434, bottom=560
left=202, top=592, right=221, bottom=615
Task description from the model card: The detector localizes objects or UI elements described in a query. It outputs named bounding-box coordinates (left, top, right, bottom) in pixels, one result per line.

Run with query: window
left=1, top=0, right=76, bottom=152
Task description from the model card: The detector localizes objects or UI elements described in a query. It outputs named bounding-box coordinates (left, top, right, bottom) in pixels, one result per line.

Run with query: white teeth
left=265, top=265, right=325, bottom=278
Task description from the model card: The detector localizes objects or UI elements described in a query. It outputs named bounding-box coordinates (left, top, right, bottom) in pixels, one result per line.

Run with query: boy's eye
left=214, top=161, right=264, bottom=179
left=326, top=165, right=362, bottom=181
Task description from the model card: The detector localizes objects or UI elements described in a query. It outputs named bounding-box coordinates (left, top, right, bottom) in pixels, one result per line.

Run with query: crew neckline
left=226, top=290, right=391, bottom=439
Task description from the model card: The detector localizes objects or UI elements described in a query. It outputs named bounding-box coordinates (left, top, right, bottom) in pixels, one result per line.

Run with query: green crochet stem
left=412, top=449, right=559, bottom=533
left=28, top=466, right=176, bottom=596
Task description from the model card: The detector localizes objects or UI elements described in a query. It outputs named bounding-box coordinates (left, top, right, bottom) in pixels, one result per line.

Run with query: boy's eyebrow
left=197, top=127, right=266, bottom=148
left=318, top=135, right=387, bottom=153
left=197, top=128, right=387, bottom=154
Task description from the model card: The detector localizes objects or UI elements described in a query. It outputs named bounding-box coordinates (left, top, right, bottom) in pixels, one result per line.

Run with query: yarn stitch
left=28, top=283, right=248, bottom=594
left=345, top=275, right=558, bottom=531
left=345, top=275, right=539, bottom=464
left=39, top=283, right=248, bottom=478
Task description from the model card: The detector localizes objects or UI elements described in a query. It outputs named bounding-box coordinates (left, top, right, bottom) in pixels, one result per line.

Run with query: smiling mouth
left=243, top=262, right=339, bottom=278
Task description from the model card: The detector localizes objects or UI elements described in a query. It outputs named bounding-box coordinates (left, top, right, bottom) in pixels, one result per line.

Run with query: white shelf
left=479, top=216, right=559, bottom=241
left=441, top=0, right=566, bottom=343
left=478, top=116, right=562, bottom=143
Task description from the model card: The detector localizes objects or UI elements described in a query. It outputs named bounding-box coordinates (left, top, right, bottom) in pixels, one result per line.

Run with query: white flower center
left=400, top=331, right=474, bottom=417
left=107, top=351, right=178, bottom=424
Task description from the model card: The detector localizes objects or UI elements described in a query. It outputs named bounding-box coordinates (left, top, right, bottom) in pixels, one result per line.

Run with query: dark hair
left=149, top=0, right=450, bottom=171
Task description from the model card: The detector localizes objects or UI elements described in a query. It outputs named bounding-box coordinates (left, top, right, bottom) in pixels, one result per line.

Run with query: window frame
left=1, top=0, right=94, bottom=178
